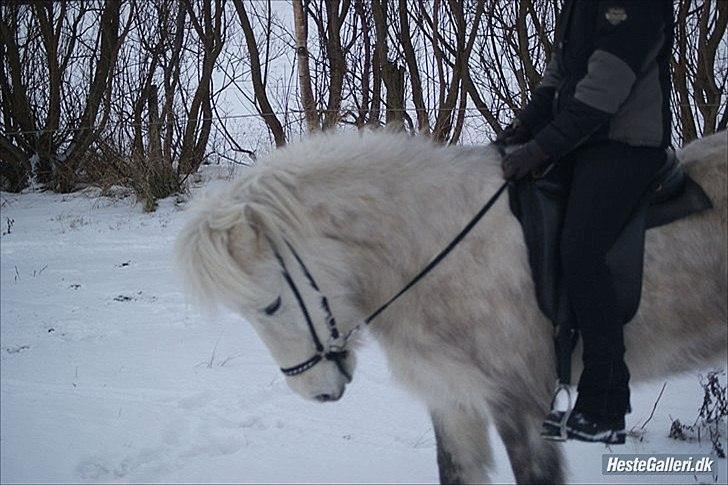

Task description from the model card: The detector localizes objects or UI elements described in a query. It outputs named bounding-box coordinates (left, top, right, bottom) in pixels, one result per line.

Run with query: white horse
left=176, top=131, right=727, bottom=484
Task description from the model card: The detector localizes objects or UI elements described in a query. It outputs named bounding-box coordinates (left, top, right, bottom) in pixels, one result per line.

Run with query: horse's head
left=176, top=177, right=358, bottom=403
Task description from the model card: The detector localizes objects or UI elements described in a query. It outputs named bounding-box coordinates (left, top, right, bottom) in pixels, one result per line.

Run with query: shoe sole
left=567, top=427, right=626, bottom=445
left=541, top=432, right=567, bottom=442
left=541, top=420, right=626, bottom=444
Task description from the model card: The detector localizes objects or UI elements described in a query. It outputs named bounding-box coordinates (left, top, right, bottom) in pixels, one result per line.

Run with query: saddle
left=508, top=149, right=713, bottom=383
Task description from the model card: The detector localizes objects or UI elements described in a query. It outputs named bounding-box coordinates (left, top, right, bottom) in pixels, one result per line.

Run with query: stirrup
left=541, top=382, right=573, bottom=441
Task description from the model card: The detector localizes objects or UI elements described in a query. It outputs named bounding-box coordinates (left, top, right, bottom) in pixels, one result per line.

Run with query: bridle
left=268, top=180, right=509, bottom=381
left=270, top=239, right=352, bottom=382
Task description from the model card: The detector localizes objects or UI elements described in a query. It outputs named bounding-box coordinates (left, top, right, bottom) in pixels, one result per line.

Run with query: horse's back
left=628, top=131, right=728, bottom=380
left=679, top=131, right=727, bottom=291
left=679, top=131, right=727, bottom=211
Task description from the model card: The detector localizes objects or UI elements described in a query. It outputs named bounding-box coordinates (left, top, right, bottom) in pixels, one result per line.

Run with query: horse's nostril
left=315, top=394, right=332, bottom=402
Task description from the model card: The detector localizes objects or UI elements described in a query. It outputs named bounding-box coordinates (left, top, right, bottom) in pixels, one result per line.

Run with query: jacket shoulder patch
left=605, top=6, right=628, bottom=26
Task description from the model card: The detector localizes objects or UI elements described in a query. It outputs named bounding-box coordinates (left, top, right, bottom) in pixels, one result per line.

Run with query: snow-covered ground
left=1, top=168, right=726, bottom=484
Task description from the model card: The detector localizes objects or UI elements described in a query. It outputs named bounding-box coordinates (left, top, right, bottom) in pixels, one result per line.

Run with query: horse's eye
left=263, top=296, right=281, bottom=316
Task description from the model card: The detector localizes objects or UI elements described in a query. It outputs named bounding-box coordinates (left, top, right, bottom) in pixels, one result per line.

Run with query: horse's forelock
left=176, top=190, right=273, bottom=312
left=176, top=162, right=328, bottom=314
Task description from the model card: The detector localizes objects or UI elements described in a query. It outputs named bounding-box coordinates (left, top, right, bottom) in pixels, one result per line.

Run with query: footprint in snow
left=113, top=291, right=157, bottom=303
left=76, top=448, right=168, bottom=481
left=5, top=345, right=30, bottom=354
left=177, top=391, right=211, bottom=410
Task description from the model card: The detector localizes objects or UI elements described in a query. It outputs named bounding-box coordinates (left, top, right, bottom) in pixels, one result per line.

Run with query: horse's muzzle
left=315, top=388, right=345, bottom=402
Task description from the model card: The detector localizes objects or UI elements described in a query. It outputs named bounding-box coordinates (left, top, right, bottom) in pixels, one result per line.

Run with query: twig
left=207, top=330, right=224, bottom=368
left=640, top=382, right=668, bottom=430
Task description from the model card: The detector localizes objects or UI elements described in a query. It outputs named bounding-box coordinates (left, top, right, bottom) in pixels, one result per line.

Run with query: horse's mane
left=176, top=128, right=727, bottom=323
left=176, top=131, right=504, bottom=311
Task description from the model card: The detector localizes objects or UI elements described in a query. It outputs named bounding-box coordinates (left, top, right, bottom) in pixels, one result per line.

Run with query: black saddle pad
left=509, top=150, right=713, bottom=328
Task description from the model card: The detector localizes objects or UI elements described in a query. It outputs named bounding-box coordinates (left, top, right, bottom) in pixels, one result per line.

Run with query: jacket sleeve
left=535, top=1, right=668, bottom=160
left=517, top=55, right=563, bottom=134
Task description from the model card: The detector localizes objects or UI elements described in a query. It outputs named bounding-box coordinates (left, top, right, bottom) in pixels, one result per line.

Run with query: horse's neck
left=300, top=144, right=512, bottom=320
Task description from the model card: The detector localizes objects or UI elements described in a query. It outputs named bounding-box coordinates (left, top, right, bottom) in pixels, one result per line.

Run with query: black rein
left=270, top=180, right=508, bottom=380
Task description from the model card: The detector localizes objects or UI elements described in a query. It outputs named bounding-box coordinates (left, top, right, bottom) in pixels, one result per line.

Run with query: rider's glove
left=495, top=119, right=532, bottom=147
left=501, top=140, right=550, bottom=180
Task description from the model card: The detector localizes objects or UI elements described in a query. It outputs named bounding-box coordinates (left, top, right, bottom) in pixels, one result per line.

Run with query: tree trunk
left=233, top=0, right=286, bottom=146
left=178, top=0, right=225, bottom=178
left=292, top=0, right=319, bottom=132
left=398, top=0, right=429, bottom=134
left=673, top=0, right=698, bottom=143
left=369, top=0, right=387, bottom=127
left=58, top=0, right=124, bottom=192
left=382, top=61, right=405, bottom=130
left=322, top=0, right=348, bottom=130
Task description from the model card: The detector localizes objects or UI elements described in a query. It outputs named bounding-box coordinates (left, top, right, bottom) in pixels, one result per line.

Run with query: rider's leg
left=560, top=141, right=665, bottom=435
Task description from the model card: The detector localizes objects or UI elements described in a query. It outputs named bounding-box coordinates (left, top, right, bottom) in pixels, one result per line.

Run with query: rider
left=497, top=1, right=674, bottom=443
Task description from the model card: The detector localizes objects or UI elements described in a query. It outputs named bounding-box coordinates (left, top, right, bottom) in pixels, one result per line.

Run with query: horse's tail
left=175, top=193, right=262, bottom=311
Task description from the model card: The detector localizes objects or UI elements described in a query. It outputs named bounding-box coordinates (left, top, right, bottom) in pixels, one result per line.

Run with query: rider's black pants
left=557, top=141, right=666, bottom=421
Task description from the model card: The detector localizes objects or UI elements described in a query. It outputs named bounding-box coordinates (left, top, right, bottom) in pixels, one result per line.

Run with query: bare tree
left=1, top=0, right=725, bottom=196
left=398, top=0, right=428, bottom=134
left=673, top=0, right=728, bottom=144
left=177, top=0, right=225, bottom=177
left=233, top=0, right=286, bottom=146
left=293, top=0, right=319, bottom=132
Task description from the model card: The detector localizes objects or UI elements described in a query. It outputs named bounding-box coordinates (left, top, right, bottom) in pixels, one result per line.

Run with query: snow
left=1, top=170, right=726, bottom=484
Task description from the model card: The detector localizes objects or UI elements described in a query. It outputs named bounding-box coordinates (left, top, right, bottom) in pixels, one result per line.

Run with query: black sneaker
left=566, top=411, right=626, bottom=444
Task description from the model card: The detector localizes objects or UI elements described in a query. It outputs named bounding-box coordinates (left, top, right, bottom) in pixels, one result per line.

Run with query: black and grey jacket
left=518, top=0, right=674, bottom=161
